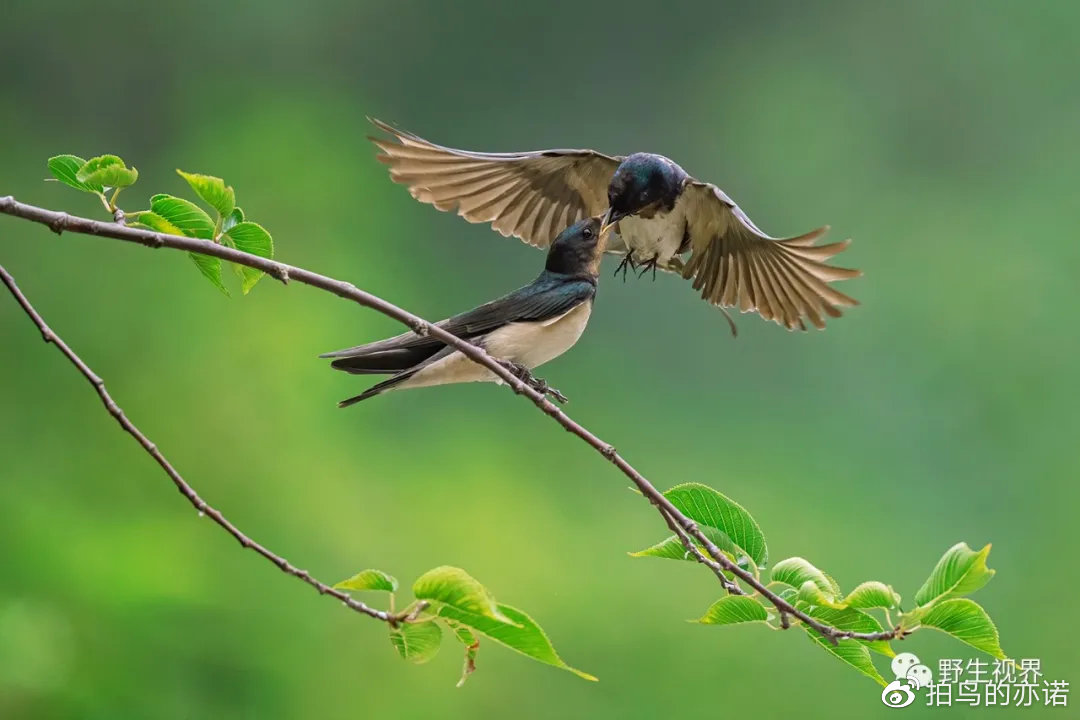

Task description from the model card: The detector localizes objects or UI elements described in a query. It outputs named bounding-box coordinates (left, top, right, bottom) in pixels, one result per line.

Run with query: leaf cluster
left=630, top=483, right=1002, bottom=685
left=48, top=155, right=274, bottom=295
left=335, top=566, right=595, bottom=687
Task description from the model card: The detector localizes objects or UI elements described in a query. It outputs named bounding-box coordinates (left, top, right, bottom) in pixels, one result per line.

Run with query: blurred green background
left=2, top=1, right=1077, bottom=717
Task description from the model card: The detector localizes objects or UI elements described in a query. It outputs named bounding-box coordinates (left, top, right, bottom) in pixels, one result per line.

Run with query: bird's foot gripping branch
left=498, top=360, right=569, bottom=404
left=0, top=151, right=1005, bottom=687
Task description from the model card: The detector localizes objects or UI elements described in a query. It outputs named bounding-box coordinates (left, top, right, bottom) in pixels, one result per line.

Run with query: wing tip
left=825, top=266, right=863, bottom=282
left=368, top=116, right=425, bottom=144
left=784, top=224, right=831, bottom=246
left=319, top=350, right=344, bottom=359
left=368, top=116, right=394, bottom=133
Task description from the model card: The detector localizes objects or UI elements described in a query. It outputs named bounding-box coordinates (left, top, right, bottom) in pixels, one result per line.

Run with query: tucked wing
left=321, top=277, right=596, bottom=369
left=441, top=277, right=596, bottom=337
left=370, top=118, right=620, bottom=249
left=678, top=181, right=860, bottom=330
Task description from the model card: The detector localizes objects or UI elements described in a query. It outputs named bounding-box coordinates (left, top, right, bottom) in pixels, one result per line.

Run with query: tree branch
left=0, top=195, right=905, bottom=644
left=0, top=261, right=424, bottom=628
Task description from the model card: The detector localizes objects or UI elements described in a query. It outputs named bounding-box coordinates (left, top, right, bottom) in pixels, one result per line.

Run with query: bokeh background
left=2, top=1, right=1078, bottom=717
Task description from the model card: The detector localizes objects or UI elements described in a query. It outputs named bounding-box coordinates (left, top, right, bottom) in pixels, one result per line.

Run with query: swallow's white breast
left=396, top=301, right=593, bottom=391
left=616, top=193, right=690, bottom=265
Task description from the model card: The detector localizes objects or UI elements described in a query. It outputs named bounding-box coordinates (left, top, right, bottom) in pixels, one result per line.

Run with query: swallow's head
left=546, top=216, right=606, bottom=275
left=602, top=153, right=689, bottom=232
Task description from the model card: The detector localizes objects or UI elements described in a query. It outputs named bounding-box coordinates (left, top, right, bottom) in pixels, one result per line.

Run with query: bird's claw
left=498, top=361, right=568, bottom=403
left=613, top=254, right=638, bottom=282
left=531, top=377, right=568, bottom=404
left=636, top=254, right=659, bottom=281
left=499, top=360, right=528, bottom=381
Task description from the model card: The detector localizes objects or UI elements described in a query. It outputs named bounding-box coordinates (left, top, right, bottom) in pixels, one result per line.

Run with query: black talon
left=613, top=253, right=637, bottom=282
left=636, top=254, right=660, bottom=281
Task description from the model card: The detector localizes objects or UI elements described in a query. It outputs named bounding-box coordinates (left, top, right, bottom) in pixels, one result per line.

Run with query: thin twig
left=660, top=508, right=741, bottom=594
left=0, top=196, right=905, bottom=643
left=0, top=262, right=423, bottom=628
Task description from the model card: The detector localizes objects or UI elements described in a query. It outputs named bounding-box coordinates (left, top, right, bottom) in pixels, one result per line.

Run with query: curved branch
left=0, top=263, right=410, bottom=627
left=0, top=195, right=902, bottom=643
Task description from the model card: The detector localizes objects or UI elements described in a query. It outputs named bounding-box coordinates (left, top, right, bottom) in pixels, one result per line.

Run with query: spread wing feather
left=370, top=118, right=619, bottom=248
left=679, top=181, right=860, bottom=330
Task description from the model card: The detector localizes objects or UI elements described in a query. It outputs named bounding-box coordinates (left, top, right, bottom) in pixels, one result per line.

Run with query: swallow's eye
left=582, top=227, right=594, bottom=239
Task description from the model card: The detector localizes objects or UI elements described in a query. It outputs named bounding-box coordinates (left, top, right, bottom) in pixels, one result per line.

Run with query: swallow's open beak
left=600, top=208, right=624, bottom=236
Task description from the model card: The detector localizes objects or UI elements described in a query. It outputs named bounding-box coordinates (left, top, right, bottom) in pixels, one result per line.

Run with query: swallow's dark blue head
left=603, top=153, right=689, bottom=229
left=545, top=216, right=605, bottom=276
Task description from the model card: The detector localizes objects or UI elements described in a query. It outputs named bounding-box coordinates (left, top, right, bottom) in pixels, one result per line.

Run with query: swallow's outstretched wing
left=677, top=181, right=860, bottom=330
left=370, top=118, right=619, bottom=249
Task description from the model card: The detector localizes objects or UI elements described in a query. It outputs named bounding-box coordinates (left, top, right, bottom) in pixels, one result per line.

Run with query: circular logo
left=881, top=680, right=916, bottom=708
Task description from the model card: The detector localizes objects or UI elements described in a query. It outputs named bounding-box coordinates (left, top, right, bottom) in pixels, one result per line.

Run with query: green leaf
left=917, top=598, right=1005, bottom=659
left=629, top=535, right=692, bottom=561
left=805, top=630, right=887, bottom=686
left=844, top=581, right=901, bottom=610
left=76, top=154, right=138, bottom=188
left=74, top=155, right=120, bottom=182
left=797, top=580, right=846, bottom=609
left=914, top=543, right=995, bottom=607
left=149, top=194, right=216, bottom=239
left=222, top=206, right=245, bottom=233
left=47, top=155, right=102, bottom=193
left=438, top=603, right=596, bottom=681
left=447, top=621, right=480, bottom=688
left=389, top=620, right=442, bottom=664
left=771, top=557, right=842, bottom=602
left=803, top=605, right=894, bottom=657
left=334, top=569, right=398, bottom=593
left=129, top=211, right=184, bottom=236
left=450, top=622, right=478, bottom=646
left=898, top=611, right=922, bottom=632
left=188, top=253, right=229, bottom=296
left=177, top=170, right=235, bottom=217
left=223, top=221, right=274, bottom=293
left=663, top=483, right=768, bottom=566
left=629, top=524, right=747, bottom=566
left=695, top=596, right=769, bottom=626
left=130, top=209, right=222, bottom=292
left=802, top=605, right=891, bottom=686
left=776, top=585, right=798, bottom=603
left=412, top=566, right=511, bottom=624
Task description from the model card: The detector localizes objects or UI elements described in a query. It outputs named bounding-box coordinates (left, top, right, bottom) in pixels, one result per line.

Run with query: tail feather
left=329, top=347, right=437, bottom=375
left=338, top=372, right=414, bottom=407
left=319, top=328, right=433, bottom=360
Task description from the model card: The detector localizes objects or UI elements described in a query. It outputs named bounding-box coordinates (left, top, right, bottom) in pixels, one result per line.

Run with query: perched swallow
left=370, top=118, right=860, bottom=332
left=322, top=216, right=605, bottom=407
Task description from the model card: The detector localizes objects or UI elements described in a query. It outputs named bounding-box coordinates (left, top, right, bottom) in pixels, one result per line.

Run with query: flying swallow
left=369, top=118, right=860, bottom=332
left=322, top=216, right=605, bottom=406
